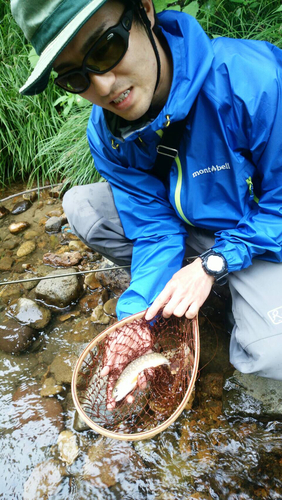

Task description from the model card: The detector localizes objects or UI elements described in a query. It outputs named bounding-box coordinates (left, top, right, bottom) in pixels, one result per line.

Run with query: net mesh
left=75, top=312, right=198, bottom=436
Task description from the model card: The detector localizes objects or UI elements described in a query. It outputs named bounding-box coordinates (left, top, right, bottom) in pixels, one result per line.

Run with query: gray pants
left=63, top=182, right=282, bottom=380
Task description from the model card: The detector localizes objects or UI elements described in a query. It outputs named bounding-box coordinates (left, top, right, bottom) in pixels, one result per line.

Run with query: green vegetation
left=1, top=0, right=282, bottom=188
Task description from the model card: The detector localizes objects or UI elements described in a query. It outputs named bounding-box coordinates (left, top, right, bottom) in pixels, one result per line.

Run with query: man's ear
left=140, top=0, right=155, bottom=28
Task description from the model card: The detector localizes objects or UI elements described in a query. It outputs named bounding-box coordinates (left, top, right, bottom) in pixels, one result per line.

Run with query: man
left=11, top=0, right=282, bottom=396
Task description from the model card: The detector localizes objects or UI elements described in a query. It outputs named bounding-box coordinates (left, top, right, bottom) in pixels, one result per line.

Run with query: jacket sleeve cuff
left=212, top=238, right=253, bottom=273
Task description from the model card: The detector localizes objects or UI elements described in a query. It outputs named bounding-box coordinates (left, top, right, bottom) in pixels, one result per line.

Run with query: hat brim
left=20, top=0, right=107, bottom=95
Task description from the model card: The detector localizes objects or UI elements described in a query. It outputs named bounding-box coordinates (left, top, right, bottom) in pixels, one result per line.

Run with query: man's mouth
left=112, top=89, right=131, bottom=104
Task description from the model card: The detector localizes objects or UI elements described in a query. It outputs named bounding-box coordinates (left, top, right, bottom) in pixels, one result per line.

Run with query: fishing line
left=0, top=265, right=131, bottom=286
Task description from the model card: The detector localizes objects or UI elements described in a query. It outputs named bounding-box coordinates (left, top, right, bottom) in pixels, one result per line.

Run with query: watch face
left=206, top=254, right=225, bottom=273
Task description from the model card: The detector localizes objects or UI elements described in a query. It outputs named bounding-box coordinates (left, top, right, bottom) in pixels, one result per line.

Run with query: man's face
left=54, top=0, right=170, bottom=121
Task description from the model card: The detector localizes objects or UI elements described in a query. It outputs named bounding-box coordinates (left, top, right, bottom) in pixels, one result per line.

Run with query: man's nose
left=88, top=71, right=116, bottom=96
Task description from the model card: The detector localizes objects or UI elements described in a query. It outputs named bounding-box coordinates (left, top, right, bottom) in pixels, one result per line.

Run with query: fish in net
left=72, top=310, right=199, bottom=440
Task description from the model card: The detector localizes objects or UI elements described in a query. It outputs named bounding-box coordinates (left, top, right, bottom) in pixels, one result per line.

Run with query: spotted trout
left=112, top=352, right=170, bottom=402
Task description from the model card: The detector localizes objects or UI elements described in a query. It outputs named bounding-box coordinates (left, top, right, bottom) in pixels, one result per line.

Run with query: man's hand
left=145, top=258, right=214, bottom=321
left=100, top=322, right=152, bottom=410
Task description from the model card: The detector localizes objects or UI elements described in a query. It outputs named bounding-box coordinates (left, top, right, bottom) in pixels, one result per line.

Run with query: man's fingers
left=145, top=290, right=171, bottom=321
left=185, top=302, right=199, bottom=319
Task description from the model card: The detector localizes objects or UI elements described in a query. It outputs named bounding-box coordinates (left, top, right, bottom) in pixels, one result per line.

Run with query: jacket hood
left=102, top=10, right=214, bottom=142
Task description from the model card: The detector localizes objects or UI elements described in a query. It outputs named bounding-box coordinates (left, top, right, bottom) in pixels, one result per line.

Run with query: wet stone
left=79, top=289, right=108, bottom=313
left=223, top=369, right=282, bottom=419
left=9, top=221, right=30, bottom=234
left=16, top=240, right=36, bottom=257
left=0, top=256, right=14, bottom=271
left=57, top=430, right=79, bottom=465
left=50, top=351, right=78, bottom=384
left=73, top=410, right=90, bottom=432
left=68, top=240, right=89, bottom=252
left=2, top=238, right=18, bottom=250
left=7, top=297, right=51, bottom=329
left=43, top=251, right=83, bottom=267
left=0, top=316, right=36, bottom=353
left=23, top=459, right=66, bottom=500
left=35, top=267, right=83, bottom=308
left=23, top=190, right=38, bottom=202
left=84, top=273, right=102, bottom=290
left=11, top=199, right=32, bottom=215
left=97, top=259, right=130, bottom=294
left=0, top=283, right=24, bottom=304
left=103, top=297, right=118, bottom=316
left=45, top=216, right=62, bottom=233
left=23, top=229, right=40, bottom=240
left=40, top=377, right=63, bottom=397
left=58, top=310, right=80, bottom=322
left=198, top=372, right=224, bottom=400
left=47, top=208, right=64, bottom=218
left=49, top=185, right=63, bottom=198
left=0, top=205, right=10, bottom=218
left=12, top=382, right=64, bottom=429
left=90, top=304, right=110, bottom=325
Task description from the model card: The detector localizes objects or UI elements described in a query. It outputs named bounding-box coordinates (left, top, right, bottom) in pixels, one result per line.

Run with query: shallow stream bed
left=0, top=185, right=282, bottom=499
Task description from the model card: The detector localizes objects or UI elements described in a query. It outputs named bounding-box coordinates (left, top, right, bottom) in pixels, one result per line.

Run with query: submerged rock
left=12, top=382, right=64, bottom=430
left=16, top=240, right=36, bottom=257
left=90, top=305, right=110, bottom=325
left=50, top=351, right=78, bottom=384
left=35, top=267, right=83, bottom=308
left=79, top=289, right=108, bottom=313
left=7, top=297, right=51, bottom=329
left=40, top=377, right=63, bottom=397
left=11, top=199, right=32, bottom=215
left=45, top=216, right=62, bottom=234
left=43, top=251, right=83, bottom=267
left=0, top=205, right=10, bottom=218
left=9, top=221, right=30, bottom=234
left=0, top=317, right=36, bottom=353
left=57, top=430, right=79, bottom=465
left=73, top=410, right=90, bottom=432
left=223, top=370, right=282, bottom=419
left=0, top=256, right=14, bottom=271
left=103, top=298, right=118, bottom=317
left=23, top=459, right=66, bottom=500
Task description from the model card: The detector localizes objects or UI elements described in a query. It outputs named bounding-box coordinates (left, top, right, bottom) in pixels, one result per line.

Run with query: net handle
left=71, top=310, right=200, bottom=441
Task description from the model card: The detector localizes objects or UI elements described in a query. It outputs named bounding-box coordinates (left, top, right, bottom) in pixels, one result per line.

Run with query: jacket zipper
left=174, top=156, right=194, bottom=226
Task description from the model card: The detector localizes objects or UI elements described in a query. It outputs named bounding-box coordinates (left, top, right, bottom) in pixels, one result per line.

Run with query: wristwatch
left=200, top=249, right=228, bottom=285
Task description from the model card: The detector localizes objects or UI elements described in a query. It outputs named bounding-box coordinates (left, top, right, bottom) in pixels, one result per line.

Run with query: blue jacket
left=87, top=10, right=282, bottom=320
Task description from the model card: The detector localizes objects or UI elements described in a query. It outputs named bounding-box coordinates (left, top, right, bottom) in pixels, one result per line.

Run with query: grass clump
left=1, top=0, right=282, bottom=189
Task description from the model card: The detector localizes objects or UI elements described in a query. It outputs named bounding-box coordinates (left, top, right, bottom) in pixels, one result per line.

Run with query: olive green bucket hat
left=11, top=0, right=107, bottom=95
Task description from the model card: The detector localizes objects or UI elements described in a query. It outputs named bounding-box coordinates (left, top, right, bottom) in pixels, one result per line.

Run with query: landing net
left=72, top=310, right=199, bottom=440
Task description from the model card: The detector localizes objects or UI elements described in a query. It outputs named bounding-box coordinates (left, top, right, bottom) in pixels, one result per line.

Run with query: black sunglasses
left=54, top=6, right=134, bottom=94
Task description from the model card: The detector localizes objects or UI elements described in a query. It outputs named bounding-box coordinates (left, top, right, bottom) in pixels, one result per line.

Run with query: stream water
left=0, top=185, right=282, bottom=499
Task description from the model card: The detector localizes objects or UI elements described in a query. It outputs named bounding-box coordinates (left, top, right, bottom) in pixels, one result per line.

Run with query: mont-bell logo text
left=192, top=162, right=231, bottom=178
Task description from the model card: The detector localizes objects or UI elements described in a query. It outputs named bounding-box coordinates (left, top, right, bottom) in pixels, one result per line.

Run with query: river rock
left=49, top=185, right=63, bottom=198
left=0, top=283, right=24, bottom=304
left=50, top=351, right=78, bottom=384
left=23, top=190, right=38, bottom=202
left=103, top=298, right=118, bottom=317
left=43, top=251, right=83, bottom=267
left=40, top=377, right=63, bottom=397
left=45, top=216, right=62, bottom=233
left=57, top=430, right=79, bottom=465
left=0, top=256, right=14, bottom=271
left=2, top=238, right=18, bottom=250
left=24, top=229, right=40, bottom=240
left=7, top=297, right=51, bottom=329
left=9, top=221, right=30, bottom=234
left=16, top=240, right=36, bottom=257
left=90, top=305, right=110, bottom=325
left=223, top=370, right=282, bottom=419
left=11, top=199, right=32, bottom=214
left=0, top=205, right=10, bottom=218
left=79, top=289, right=108, bottom=313
left=97, top=259, right=130, bottom=294
left=68, top=240, right=89, bottom=252
left=84, top=273, right=102, bottom=290
left=47, top=208, right=63, bottom=218
left=0, top=317, right=36, bottom=353
left=23, top=459, right=66, bottom=500
left=73, top=410, right=90, bottom=431
left=35, top=268, right=83, bottom=308
left=12, top=382, right=64, bottom=430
